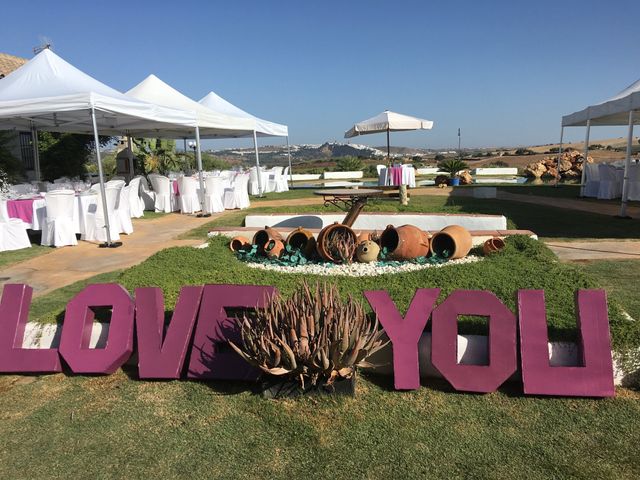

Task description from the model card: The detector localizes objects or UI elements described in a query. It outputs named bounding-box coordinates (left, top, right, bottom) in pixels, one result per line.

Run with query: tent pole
left=619, top=111, right=635, bottom=218
left=30, top=122, right=41, bottom=182
left=253, top=130, right=263, bottom=197
left=194, top=127, right=209, bottom=217
left=579, top=119, right=591, bottom=196
left=286, top=136, right=293, bottom=183
left=555, top=125, right=563, bottom=188
left=90, top=107, right=117, bottom=247
left=126, top=133, right=134, bottom=181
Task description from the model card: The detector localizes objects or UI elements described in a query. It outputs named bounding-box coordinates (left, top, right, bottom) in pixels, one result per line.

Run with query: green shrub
left=334, top=156, right=363, bottom=171
left=437, top=158, right=469, bottom=178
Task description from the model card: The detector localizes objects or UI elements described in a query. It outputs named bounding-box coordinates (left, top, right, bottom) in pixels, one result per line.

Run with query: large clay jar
left=252, top=226, right=283, bottom=254
left=430, top=225, right=473, bottom=259
left=264, top=239, right=285, bottom=259
left=286, top=227, right=317, bottom=258
left=229, top=236, right=251, bottom=252
left=379, top=224, right=430, bottom=261
left=483, top=237, right=505, bottom=256
left=356, top=240, right=380, bottom=263
left=316, top=222, right=357, bottom=263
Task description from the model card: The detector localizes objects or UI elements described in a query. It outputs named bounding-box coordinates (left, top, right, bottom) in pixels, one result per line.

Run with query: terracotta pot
left=229, top=236, right=251, bottom=252
left=357, top=231, right=372, bottom=243
left=316, top=222, right=357, bottom=263
left=356, top=240, right=380, bottom=263
left=483, top=237, right=506, bottom=256
left=264, top=239, right=285, bottom=259
left=252, top=226, right=283, bottom=254
left=430, top=225, right=473, bottom=259
left=379, top=224, right=430, bottom=261
left=286, top=227, right=317, bottom=258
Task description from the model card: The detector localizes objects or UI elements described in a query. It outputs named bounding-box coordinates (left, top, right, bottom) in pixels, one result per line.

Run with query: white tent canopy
left=562, top=78, right=640, bottom=127
left=126, top=75, right=254, bottom=138
left=560, top=77, right=639, bottom=217
left=0, top=49, right=201, bottom=246
left=345, top=110, right=434, bottom=138
left=198, top=91, right=288, bottom=137
left=0, top=49, right=197, bottom=137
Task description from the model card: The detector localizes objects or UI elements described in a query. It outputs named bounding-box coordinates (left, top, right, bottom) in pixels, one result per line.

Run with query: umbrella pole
left=286, top=136, right=293, bottom=183
left=253, top=130, right=263, bottom=197
left=579, top=119, right=591, bottom=196
left=555, top=125, right=564, bottom=188
left=386, top=127, right=390, bottom=163
left=91, top=107, right=120, bottom=248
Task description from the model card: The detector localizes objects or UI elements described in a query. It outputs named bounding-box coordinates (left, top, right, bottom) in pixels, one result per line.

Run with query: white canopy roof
left=0, top=49, right=198, bottom=136
left=562, top=77, right=640, bottom=127
left=126, top=75, right=254, bottom=138
left=345, top=110, right=434, bottom=138
left=198, top=91, right=288, bottom=137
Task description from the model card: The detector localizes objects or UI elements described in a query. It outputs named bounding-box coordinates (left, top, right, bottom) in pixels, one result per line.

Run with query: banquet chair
left=82, top=186, right=121, bottom=243
left=582, top=163, right=600, bottom=198
left=376, top=164, right=386, bottom=175
left=223, top=173, right=251, bottom=209
left=248, top=167, right=261, bottom=196
left=148, top=174, right=175, bottom=213
left=267, top=167, right=283, bottom=193
left=597, top=164, right=622, bottom=199
left=53, top=177, right=70, bottom=184
left=8, top=183, right=34, bottom=196
left=0, top=200, right=31, bottom=252
left=625, top=163, right=640, bottom=201
left=106, top=179, right=126, bottom=189
left=276, top=167, right=290, bottom=192
left=41, top=190, right=78, bottom=247
left=137, top=176, right=156, bottom=211
left=116, top=185, right=134, bottom=235
left=177, top=176, right=201, bottom=214
left=127, top=177, right=145, bottom=218
left=203, top=176, right=225, bottom=214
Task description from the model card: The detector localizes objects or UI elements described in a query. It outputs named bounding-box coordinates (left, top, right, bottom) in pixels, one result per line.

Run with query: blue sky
left=1, top=0, right=638, bottom=150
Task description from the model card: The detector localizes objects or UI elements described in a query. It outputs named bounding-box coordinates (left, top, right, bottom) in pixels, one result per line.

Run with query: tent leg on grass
left=617, top=110, right=635, bottom=219
left=253, top=130, right=263, bottom=197
left=555, top=124, right=563, bottom=189
left=579, top=119, right=591, bottom=196
left=91, top=107, right=122, bottom=248
left=194, top=127, right=210, bottom=218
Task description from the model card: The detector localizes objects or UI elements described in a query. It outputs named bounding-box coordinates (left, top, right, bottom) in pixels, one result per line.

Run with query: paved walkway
left=0, top=213, right=219, bottom=297
left=545, top=240, right=640, bottom=261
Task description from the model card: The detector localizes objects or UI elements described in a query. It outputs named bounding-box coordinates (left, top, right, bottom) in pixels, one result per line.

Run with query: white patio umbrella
left=344, top=110, right=434, bottom=159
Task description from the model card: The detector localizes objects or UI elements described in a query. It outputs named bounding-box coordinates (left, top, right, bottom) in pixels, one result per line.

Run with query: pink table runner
left=172, top=180, right=180, bottom=196
left=6, top=198, right=36, bottom=224
left=390, top=166, right=403, bottom=186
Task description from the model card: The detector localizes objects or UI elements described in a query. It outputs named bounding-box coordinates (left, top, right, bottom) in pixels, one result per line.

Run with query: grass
left=183, top=193, right=640, bottom=241
left=0, top=371, right=638, bottom=479
left=0, top=243, right=51, bottom=270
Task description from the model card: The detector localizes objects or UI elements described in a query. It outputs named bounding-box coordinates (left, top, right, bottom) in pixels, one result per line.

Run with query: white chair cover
left=597, top=164, right=622, bottom=199
left=127, top=177, right=145, bottom=218
left=0, top=200, right=31, bottom=252
left=267, top=167, right=282, bottom=193
left=116, top=186, right=134, bottom=235
left=177, top=176, right=201, bottom=214
left=276, top=166, right=289, bottom=192
left=376, top=164, right=386, bottom=175
left=204, top=176, right=225, bottom=213
left=82, top=187, right=121, bottom=243
left=626, top=163, right=640, bottom=201
left=41, top=190, right=77, bottom=247
left=137, top=176, right=156, bottom=211
left=8, top=183, right=34, bottom=195
left=583, top=163, right=600, bottom=198
left=223, top=173, right=251, bottom=210
left=148, top=174, right=175, bottom=213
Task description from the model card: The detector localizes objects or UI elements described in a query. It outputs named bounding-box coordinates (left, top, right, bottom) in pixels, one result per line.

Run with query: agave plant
left=229, top=281, right=387, bottom=388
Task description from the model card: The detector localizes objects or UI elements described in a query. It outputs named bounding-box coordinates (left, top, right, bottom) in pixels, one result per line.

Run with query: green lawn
left=184, top=194, right=640, bottom=241
left=0, top=243, right=51, bottom=270
left=0, top=371, right=638, bottom=479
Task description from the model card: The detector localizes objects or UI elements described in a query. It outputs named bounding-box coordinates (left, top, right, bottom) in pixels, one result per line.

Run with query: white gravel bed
left=243, top=255, right=483, bottom=277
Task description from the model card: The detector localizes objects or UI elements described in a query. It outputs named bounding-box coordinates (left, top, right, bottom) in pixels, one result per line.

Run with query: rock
left=558, top=157, right=573, bottom=173
left=459, top=170, right=473, bottom=185
left=563, top=169, right=581, bottom=178
left=524, top=162, right=547, bottom=178
left=434, top=175, right=449, bottom=186
left=545, top=167, right=559, bottom=178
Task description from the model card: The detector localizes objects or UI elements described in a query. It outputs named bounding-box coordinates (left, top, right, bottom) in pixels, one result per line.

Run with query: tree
left=0, top=131, right=25, bottom=183
left=437, top=158, right=469, bottom=178
left=38, top=132, right=111, bottom=181
left=133, top=138, right=180, bottom=175
left=434, top=153, right=445, bottom=162
left=335, top=156, right=363, bottom=171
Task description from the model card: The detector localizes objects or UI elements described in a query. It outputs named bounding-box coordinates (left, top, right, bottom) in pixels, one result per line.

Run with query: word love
left=0, top=284, right=614, bottom=397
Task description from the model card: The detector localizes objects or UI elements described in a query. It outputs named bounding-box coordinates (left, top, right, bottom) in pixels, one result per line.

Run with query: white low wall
left=323, top=171, right=364, bottom=180
left=291, top=174, right=321, bottom=181
left=19, top=324, right=636, bottom=386
left=245, top=213, right=507, bottom=231
left=473, top=167, right=518, bottom=175
left=416, top=167, right=446, bottom=175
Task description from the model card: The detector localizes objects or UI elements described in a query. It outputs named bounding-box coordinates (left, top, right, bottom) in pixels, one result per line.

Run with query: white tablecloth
left=378, top=165, right=416, bottom=187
